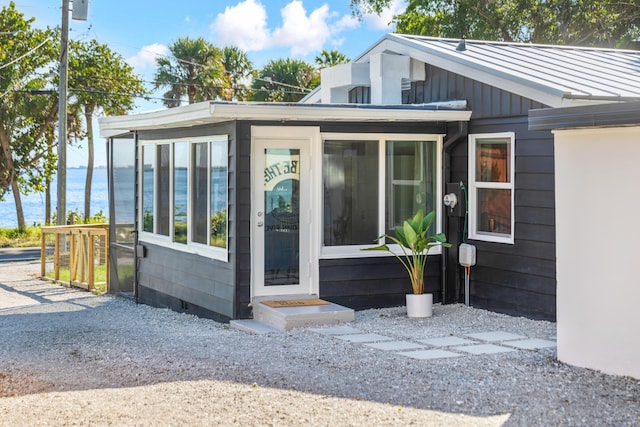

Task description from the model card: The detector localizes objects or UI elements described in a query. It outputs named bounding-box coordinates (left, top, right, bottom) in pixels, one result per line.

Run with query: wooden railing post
left=88, top=233, right=95, bottom=291
left=54, top=232, right=60, bottom=281
left=40, top=229, right=46, bottom=278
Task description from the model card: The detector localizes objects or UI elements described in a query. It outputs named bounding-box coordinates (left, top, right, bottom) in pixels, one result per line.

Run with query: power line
left=0, top=37, right=51, bottom=70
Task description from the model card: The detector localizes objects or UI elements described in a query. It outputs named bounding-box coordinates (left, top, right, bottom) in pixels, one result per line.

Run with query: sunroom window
left=468, top=132, right=515, bottom=244
left=322, top=135, right=441, bottom=256
left=140, top=136, right=228, bottom=260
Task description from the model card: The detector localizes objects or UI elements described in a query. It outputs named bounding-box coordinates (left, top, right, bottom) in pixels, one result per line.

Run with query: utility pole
left=56, top=0, right=69, bottom=225
left=57, top=0, right=87, bottom=225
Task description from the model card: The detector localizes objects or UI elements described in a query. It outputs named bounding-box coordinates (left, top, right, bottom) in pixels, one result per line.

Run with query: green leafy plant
left=363, top=210, right=451, bottom=295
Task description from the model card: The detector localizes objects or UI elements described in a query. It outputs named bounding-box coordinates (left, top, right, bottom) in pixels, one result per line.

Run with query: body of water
left=0, top=167, right=108, bottom=228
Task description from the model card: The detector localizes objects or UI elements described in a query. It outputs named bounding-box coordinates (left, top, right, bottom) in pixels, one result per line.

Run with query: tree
left=220, top=46, right=253, bottom=101
left=249, top=58, right=319, bottom=102
left=69, top=39, right=146, bottom=221
left=314, top=49, right=350, bottom=68
left=0, top=2, right=59, bottom=230
left=154, top=37, right=227, bottom=107
left=350, top=0, right=640, bottom=48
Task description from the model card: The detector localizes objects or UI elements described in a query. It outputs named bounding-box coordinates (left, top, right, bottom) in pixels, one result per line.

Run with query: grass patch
left=0, top=226, right=41, bottom=248
left=46, top=263, right=108, bottom=294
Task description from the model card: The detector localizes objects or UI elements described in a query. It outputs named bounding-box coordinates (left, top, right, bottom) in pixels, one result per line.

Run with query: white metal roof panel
left=385, top=34, right=640, bottom=104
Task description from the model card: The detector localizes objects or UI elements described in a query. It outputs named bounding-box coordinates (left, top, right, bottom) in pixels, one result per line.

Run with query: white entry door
left=252, top=127, right=317, bottom=297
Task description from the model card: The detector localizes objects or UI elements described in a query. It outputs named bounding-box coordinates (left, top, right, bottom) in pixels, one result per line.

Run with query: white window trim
left=138, top=135, right=229, bottom=261
left=319, top=133, right=444, bottom=259
left=468, top=132, right=515, bottom=244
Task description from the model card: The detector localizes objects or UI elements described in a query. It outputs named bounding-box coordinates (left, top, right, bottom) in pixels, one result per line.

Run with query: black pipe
left=441, top=121, right=468, bottom=304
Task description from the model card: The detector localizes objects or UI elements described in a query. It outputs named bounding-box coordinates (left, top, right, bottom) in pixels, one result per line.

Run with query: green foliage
left=211, top=209, right=227, bottom=248
left=363, top=210, right=450, bottom=295
left=154, top=37, right=227, bottom=107
left=0, top=226, right=41, bottom=248
left=0, top=2, right=58, bottom=202
left=220, top=46, right=253, bottom=101
left=350, top=0, right=640, bottom=48
left=69, top=39, right=147, bottom=116
left=143, top=211, right=154, bottom=232
left=51, top=209, right=108, bottom=225
left=314, top=49, right=350, bottom=68
left=250, top=58, right=319, bottom=102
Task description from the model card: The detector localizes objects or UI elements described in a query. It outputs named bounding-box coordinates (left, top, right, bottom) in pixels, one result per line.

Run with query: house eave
left=99, top=101, right=472, bottom=137
left=529, top=100, right=640, bottom=131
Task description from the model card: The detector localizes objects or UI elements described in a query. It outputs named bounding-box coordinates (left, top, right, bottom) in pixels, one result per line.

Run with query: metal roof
left=357, top=34, right=640, bottom=107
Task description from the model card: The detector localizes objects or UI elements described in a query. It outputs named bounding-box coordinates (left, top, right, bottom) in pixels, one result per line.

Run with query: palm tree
left=220, top=46, right=253, bottom=101
left=314, top=49, right=350, bottom=68
left=250, top=58, right=319, bottom=102
left=154, top=37, right=226, bottom=107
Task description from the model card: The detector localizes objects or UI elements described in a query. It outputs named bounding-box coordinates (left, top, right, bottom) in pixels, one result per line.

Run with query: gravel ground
left=0, top=260, right=638, bottom=426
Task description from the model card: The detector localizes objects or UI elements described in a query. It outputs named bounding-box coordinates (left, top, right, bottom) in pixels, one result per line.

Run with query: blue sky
left=17, top=0, right=404, bottom=166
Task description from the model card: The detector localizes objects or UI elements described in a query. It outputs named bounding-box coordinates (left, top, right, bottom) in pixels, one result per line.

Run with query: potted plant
left=364, top=210, right=451, bottom=317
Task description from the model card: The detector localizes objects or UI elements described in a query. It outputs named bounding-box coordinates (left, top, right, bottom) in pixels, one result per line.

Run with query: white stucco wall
left=554, top=126, right=640, bottom=379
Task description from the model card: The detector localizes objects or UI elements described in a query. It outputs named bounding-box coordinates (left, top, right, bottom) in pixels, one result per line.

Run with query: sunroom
left=100, top=101, right=471, bottom=325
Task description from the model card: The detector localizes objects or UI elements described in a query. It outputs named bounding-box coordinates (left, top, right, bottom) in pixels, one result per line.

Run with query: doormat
left=260, top=299, right=331, bottom=308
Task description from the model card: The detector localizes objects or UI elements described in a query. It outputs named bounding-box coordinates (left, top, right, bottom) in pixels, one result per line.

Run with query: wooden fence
left=40, top=224, right=110, bottom=293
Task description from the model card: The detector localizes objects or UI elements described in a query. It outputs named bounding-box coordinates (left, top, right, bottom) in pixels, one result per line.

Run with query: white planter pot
left=406, top=293, right=433, bottom=318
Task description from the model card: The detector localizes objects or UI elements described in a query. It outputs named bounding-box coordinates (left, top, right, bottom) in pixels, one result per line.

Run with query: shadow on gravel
left=1, top=274, right=639, bottom=426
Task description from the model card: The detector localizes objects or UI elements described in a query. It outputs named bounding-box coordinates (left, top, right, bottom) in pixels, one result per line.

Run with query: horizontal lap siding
left=351, top=64, right=555, bottom=320
left=137, top=243, right=234, bottom=322
left=235, top=121, right=448, bottom=318
left=319, top=256, right=442, bottom=310
left=463, top=118, right=556, bottom=320
left=136, top=123, right=238, bottom=322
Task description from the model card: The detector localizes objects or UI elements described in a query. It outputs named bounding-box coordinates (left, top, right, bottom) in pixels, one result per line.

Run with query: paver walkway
left=311, top=325, right=556, bottom=360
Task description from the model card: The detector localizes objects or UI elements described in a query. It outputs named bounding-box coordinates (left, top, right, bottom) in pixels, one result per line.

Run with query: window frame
left=468, top=132, right=515, bottom=244
left=319, top=133, right=443, bottom=259
left=138, top=135, right=229, bottom=261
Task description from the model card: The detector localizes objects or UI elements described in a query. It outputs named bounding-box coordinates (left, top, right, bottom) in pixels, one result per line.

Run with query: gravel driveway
left=0, top=260, right=638, bottom=426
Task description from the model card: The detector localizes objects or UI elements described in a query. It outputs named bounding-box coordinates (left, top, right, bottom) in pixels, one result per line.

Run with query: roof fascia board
left=529, top=101, right=640, bottom=131
left=99, top=102, right=472, bottom=137
left=368, top=35, right=567, bottom=108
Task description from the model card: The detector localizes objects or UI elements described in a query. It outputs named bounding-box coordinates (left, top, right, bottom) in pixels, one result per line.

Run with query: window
left=140, top=136, right=228, bottom=260
left=322, top=134, right=441, bottom=257
left=468, top=132, right=515, bottom=244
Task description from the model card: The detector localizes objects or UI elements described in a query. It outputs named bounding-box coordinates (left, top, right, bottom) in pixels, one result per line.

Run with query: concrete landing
left=230, top=295, right=354, bottom=333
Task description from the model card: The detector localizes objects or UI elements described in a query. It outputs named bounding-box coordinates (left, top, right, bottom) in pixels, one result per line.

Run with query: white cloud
left=363, top=0, right=406, bottom=30
left=127, top=43, right=169, bottom=70
left=271, top=1, right=332, bottom=56
left=330, top=13, right=360, bottom=37
left=210, top=0, right=270, bottom=51
left=210, top=0, right=364, bottom=58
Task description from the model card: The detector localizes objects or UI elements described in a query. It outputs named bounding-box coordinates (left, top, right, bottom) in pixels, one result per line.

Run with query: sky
left=16, top=0, right=405, bottom=167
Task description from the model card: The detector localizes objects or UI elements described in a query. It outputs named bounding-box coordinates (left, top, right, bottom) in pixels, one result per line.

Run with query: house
left=99, top=34, right=640, bottom=326
left=529, top=101, right=640, bottom=378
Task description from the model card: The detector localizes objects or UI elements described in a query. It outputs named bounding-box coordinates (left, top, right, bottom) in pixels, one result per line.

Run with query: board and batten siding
left=135, top=123, right=238, bottom=322
left=350, top=64, right=546, bottom=119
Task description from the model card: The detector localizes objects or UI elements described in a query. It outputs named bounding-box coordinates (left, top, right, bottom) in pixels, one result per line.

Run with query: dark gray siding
left=137, top=243, right=234, bottom=321
left=320, top=256, right=441, bottom=309
left=350, top=64, right=546, bottom=119
left=396, top=64, right=556, bottom=320
left=450, top=117, right=556, bottom=320
left=234, top=120, right=448, bottom=317
left=136, top=122, right=238, bottom=321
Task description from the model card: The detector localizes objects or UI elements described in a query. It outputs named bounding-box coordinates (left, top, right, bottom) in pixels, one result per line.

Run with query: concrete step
left=231, top=295, right=355, bottom=332
left=229, top=319, right=281, bottom=334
